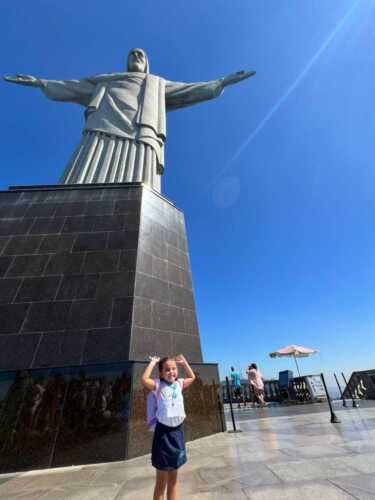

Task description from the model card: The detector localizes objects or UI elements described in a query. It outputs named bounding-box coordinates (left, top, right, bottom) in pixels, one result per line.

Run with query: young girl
left=141, top=354, right=196, bottom=500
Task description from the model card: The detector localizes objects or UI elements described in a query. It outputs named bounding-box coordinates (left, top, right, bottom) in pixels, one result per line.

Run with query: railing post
left=320, top=373, right=340, bottom=423
left=226, top=376, right=242, bottom=433
left=334, top=373, right=347, bottom=407
left=341, top=372, right=359, bottom=408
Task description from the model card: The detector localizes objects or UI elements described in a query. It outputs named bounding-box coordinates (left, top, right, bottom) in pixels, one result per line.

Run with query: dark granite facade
left=0, top=183, right=223, bottom=471
left=0, top=183, right=202, bottom=370
left=0, top=361, right=223, bottom=472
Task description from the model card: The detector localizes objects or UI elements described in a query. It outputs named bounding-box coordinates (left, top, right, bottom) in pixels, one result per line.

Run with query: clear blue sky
left=1, top=0, right=375, bottom=385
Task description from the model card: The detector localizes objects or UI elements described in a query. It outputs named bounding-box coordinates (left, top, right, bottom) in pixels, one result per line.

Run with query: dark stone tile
left=83, top=200, right=114, bottom=215
left=0, top=236, right=9, bottom=254
left=83, top=250, right=119, bottom=273
left=171, top=306, right=186, bottom=333
left=38, top=234, right=76, bottom=254
left=151, top=302, right=185, bottom=333
left=97, top=272, right=135, bottom=299
left=101, top=186, right=141, bottom=200
left=23, top=301, right=71, bottom=332
left=167, top=245, right=188, bottom=270
left=176, top=235, right=188, bottom=253
left=0, top=218, right=34, bottom=236
left=135, top=273, right=169, bottom=304
left=0, top=333, right=41, bottom=370
left=151, top=301, right=174, bottom=332
left=54, top=201, right=87, bottom=216
left=136, top=250, right=152, bottom=274
left=167, top=230, right=179, bottom=248
left=180, top=269, right=193, bottom=290
left=29, top=217, right=65, bottom=235
left=114, top=199, right=140, bottom=214
left=83, top=327, right=131, bottom=364
left=0, top=278, right=21, bottom=303
left=132, top=297, right=152, bottom=328
left=15, top=276, right=61, bottom=302
left=25, top=202, right=57, bottom=217
left=0, top=204, right=30, bottom=218
left=123, top=211, right=140, bottom=228
left=32, top=330, right=87, bottom=368
left=0, top=303, right=30, bottom=333
left=7, top=255, right=48, bottom=277
left=44, top=252, right=84, bottom=275
left=130, top=326, right=173, bottom=360
left=0, top=191, right=21, bottom=205
left=63, top=188, right=103, bottom=201
left=111, top=297, right=133, bottom=327
left=3, top=235, right=41, bottom=255
left=45, top=189, right=73, bottom=202
left=152, top=256, right=168, bottom=281
left=56, top=274, right=98, bottom=300
left=118, top=249, right=137, bottom=272
left=90, top=214, right=126, bottom=232
left=68, top=300, right=111, bottom=330
left=173, top=333, right=202, bottom=363
left=167, top=262, right=182, bottom=286
left=18, top=190, right=48, bottom=203
left=73, top=232, right=108, bottom=252
left=62, top=216, right=94, bottom=233
left=0, top=256, right=13, bottom=277
left=168, top=284, right=195, bottom=309
left=107, top=230, right=139, bottom=250
left=183, top=309, right=199, bottom=335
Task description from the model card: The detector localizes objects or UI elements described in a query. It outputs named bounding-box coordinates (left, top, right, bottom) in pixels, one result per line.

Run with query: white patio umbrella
left=269, top=344, right=319, bottom=378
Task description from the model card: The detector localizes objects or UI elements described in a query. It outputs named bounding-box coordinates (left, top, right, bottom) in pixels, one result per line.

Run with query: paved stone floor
left=1, top=401, right=375, bottom=499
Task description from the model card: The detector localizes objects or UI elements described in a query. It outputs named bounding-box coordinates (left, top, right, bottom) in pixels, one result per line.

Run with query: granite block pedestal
left=0, top=183, right=224, bottom=472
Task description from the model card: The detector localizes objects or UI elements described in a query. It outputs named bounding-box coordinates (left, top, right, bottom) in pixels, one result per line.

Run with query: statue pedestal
left=0, top=183, right=224, bottom=472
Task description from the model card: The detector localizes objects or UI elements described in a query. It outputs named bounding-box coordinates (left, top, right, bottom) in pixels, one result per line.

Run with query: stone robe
left=41, top=72, right=223, bottom=192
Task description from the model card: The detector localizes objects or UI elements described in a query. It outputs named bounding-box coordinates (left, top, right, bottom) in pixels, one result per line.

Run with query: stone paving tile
left=38, top=484, right=122, bottom=500
left=267, top=456, right=359, bottom=482
left=244, top=479, right=357, bottom=499
left=339, top=452, right=375, bottom=474
left=2, top=490, right=48, bottom=500
left=1, top=403, right=375, bottom=499
left=330, top=473, right=375, bottom=499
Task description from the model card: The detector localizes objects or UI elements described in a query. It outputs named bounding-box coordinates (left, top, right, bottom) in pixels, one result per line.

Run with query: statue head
left=127, top=48, right=149, bottom=74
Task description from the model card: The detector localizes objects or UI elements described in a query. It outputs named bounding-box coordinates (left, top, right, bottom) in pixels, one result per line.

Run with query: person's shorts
left=234, top=387, right=242, bottom=397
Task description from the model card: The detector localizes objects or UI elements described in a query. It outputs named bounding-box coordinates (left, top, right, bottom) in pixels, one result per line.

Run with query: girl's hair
left=158, top=357, right=175, bottom=372
left=249, top=363, right=258, bottom=370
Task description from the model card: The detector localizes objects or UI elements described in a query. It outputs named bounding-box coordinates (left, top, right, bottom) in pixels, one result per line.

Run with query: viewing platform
left=0, top=400, right=374, bottom=499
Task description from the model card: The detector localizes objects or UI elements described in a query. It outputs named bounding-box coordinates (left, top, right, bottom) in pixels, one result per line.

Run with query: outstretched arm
left=165, top=70, right=255, bottom=111
left=175, top=354, right=196, bottom=389
left=4, top=73, right=95, bottom=107
left=141, top=356, right=160, bottom=391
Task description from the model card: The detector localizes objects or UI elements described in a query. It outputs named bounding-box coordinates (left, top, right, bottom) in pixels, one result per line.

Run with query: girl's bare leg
left=153, top=469, right=168, bottom=500
left=167, top=469, right=178, bottom=500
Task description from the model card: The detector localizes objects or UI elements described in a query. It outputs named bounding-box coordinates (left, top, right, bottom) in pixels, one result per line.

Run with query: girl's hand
left=175, top=354, right=187, bottom=365
left=148, top=356, right=160, bottom=364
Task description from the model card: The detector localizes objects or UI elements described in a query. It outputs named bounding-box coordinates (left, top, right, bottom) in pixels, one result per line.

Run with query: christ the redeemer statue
left=5, top=49, right=255, bottom=193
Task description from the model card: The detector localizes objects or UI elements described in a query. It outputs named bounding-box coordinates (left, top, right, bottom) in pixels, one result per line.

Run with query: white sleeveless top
left=155, top=378, right=186, bottom=427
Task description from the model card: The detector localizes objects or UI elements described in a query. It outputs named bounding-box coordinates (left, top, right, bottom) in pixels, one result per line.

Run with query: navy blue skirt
left=151, top=421, right=187, bottom=470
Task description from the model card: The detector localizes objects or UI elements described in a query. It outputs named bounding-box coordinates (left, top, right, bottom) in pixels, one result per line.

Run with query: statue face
left=127, top=49, right=147, bottom=73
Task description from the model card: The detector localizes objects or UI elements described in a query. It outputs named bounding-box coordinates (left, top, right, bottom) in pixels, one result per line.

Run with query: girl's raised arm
left=176, top=354, right=196, bottom=389
left=141, top=356, right=160, bottom=391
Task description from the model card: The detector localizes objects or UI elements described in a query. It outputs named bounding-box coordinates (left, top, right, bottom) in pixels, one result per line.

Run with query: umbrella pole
left=293, top=354, right=302, bottom=378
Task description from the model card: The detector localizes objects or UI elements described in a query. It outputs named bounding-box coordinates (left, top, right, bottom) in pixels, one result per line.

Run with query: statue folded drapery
left=5, top=49, right=255, bottom=193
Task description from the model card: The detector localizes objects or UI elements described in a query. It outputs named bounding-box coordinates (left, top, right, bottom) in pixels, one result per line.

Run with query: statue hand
left=221, top=70, right=256, bottom=88
left=4, top=74, right=42, bottom=87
